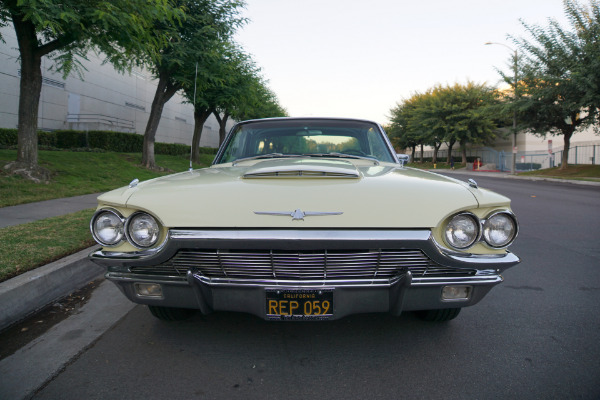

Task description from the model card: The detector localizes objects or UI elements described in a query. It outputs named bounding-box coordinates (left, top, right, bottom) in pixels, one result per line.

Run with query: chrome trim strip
left=168, top=229, right=432, bottom=242
left=105, top=272, right=189, bottom=285
left=192, top=273, right=398, bottom=288
left=254, top=210, right=343, bottom=221
left=411, top=274, right=503, bottom=286
left=440, top=249, right=521, bottom=265
left=430, top=234, right=521, bottom=266
left=441, top=250, right=520, bottom=266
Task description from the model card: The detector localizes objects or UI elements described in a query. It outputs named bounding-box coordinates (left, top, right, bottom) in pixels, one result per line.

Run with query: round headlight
left=445, top=213, right=480, bottom=249
left=91, top=210, right=124, bottom=246
left=126, top=213, right=160, bottom=248
left=483, top=212, right=518, bottom=248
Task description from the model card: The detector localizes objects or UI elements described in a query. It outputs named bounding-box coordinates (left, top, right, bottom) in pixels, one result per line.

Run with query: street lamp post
left=485, top=42, right=518, bottom=174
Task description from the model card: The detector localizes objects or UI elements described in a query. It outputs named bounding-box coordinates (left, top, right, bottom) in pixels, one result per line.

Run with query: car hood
left=97, top=159, right=510, bottom=228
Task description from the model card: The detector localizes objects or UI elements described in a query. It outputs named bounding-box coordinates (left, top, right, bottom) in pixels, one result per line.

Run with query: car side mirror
left=396, top=154, right=410, bottom=166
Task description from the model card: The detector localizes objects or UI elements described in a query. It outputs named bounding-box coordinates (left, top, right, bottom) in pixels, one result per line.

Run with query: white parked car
left=90, top=118, right=519, bottom=322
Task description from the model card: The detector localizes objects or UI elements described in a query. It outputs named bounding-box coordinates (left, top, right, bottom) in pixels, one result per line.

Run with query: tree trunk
left=446, top=139, right=456, bottom=164
left=419, top=144, right=424, bottom=163
left=411, top=145, right=416, bottom=163
left=142, top=71, right=180, bottom=169
left=213, top=111, right=230, bottom=145
left=560, top=128, right=575, bottom=170
left=460, top=139, right=467, bottom=164
left=13, top=15, right=43, bottom=168
left=191, top=108, right=213, bottom=163
left=433, top=142, right=441, bottom=165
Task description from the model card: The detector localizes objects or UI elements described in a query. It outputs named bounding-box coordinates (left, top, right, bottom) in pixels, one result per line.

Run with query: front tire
left=415, top=308, right=461, bottom=322
left=148, top=305, right=196, bottom=321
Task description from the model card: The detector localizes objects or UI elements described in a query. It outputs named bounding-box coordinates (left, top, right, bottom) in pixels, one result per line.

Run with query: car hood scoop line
left=242, top=159, right=361, bottom=179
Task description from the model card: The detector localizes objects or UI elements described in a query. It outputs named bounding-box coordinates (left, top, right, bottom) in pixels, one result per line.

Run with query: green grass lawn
left=0, top=150, right=215, bottom=207
left=0, top=209, right=97, bottom=282
left=516, top=164, right=600, bottom=180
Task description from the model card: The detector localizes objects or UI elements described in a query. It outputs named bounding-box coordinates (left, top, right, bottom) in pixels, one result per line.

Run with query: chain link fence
left=419, top=144, right=600, bottom=171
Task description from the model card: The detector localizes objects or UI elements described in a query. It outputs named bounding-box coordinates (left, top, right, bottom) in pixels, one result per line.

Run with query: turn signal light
left=134, top=283, right=163, bottom=298
left=442, top=285, right=471, bottom=301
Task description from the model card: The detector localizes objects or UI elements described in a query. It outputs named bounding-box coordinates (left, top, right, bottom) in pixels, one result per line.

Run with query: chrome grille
left=130, top=249, right=476, bottom=280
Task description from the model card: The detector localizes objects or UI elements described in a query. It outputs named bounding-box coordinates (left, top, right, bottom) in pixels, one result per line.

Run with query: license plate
left=266, top=289, right=334, bottom=320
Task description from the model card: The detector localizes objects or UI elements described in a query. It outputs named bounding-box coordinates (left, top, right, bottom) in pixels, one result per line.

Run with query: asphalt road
left=28, top=175, right=600, bottom=399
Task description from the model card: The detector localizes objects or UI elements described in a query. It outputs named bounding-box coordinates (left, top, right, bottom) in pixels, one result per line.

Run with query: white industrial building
left=0, top=25, right=228, bottom=148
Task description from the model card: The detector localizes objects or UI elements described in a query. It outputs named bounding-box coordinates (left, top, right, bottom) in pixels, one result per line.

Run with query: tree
left=183, top=43, right=286, bottom=162
left=411, top=88, right=451, bottom=165
left=389, top=82, right=500, bottom=164
left=442, top=82, right=500, bottom=163
left=184, top=44, right=255, bottom=160
left=210, top=50, right=286, bottom=145
left=507, top=0, right=600, bottom=169
left=235, top=77, right=287, bottom=121
left=140, top=0, right=245, bottom=170
left=212, top=76, right=287, bottom=146
left=0, top=0, right=179, bottom=180
left=388, top=94, right=425, bottom=163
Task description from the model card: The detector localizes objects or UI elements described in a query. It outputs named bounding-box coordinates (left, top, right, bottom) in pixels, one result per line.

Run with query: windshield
left=215, top=119, right=396, bottom=164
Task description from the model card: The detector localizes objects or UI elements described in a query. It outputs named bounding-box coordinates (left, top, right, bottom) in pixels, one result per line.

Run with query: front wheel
left=414, top=308, right=461, bottom=322
left=148, top=305, right=196, bottom=321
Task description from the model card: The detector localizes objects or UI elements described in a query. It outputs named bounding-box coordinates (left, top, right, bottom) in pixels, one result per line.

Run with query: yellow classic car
left=89, top=118, right=519, bottom=322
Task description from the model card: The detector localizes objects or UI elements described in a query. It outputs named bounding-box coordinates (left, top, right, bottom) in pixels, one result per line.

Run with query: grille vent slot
left=244, top=170, right=358, bottom=178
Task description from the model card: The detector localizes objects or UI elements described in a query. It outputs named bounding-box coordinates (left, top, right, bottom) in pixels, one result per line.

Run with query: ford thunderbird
left=89, top=118, right=519, bottom=322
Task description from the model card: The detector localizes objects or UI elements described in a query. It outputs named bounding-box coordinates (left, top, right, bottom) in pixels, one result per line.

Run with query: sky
left=234, top=0, right=571, bottom=125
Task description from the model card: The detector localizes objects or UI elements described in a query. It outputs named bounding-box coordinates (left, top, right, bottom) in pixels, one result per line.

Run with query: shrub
left=0, top=128, right=220, bottom=155
left=0, top=128, right=18, bottom=147
left=516, top=163, right=542, bottom=170
left=59, top=130, right=87, bottom=148
left=87, top=130, right=142, bottom=152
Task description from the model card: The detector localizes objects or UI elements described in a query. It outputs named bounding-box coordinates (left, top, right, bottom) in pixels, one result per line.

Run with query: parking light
left=134, top=283, right=163, bottom=298
left=442, top=285, right=471, bottom=301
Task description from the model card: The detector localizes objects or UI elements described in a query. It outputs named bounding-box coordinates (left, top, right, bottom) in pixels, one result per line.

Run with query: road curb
left=0, top=246, right=103, bottom=332
left=433, top=169, right=600, bottom=186
left=504, top=174, right=600, bottom=186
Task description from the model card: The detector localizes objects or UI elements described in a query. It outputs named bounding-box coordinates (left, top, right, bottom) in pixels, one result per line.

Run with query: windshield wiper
left=303, top=152, right=379, bottom=165
left=232, top=153, right=301, bottom=166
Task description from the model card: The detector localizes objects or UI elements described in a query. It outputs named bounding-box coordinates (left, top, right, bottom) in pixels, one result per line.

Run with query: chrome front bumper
left=91, top=229, right=519, bottom=320
left=104, top=269, right=503, bottom=320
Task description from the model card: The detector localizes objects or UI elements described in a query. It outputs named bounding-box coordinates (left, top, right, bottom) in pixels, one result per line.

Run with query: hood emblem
left=255, top=209, right=343, bottom=221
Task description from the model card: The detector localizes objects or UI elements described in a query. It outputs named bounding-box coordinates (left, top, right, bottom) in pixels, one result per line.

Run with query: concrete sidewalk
left=0, top=192, right=101, bottom=229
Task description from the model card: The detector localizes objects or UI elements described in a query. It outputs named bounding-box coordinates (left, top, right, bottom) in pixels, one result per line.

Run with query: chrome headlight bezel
left=443, top=212, right=481, bottom=250
left=125, top=212, right=161, bottom=249
left=90, top=208, right=125, bottom=247
left=482, top=211, right=519, bottom=249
